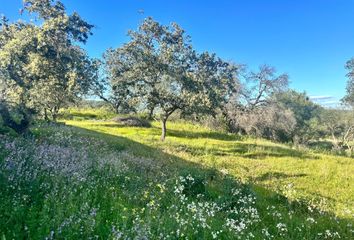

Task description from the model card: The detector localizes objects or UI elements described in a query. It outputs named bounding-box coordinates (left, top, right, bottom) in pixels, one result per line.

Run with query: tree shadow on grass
left=77, top=121, right=316, bottom=162
left=8, top=123, right=351, bottom=239
left=69, top=124, right=352, bottom=214
left=166, top=126, right=321, bottom=160
left=89, top=123, right=153, bottom=129
left=253, top=172, right=308, bottom=182
left=61, top=112, right=101, bottom=120
left=169, top=141, right=319, bottom=160
left=227, top=143, right=320, bottom=160
left=167, top=128, right=242, bottom=141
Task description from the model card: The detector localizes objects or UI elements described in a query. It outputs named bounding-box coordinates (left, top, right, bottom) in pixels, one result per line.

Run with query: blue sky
left=2, top=0, right=354, bottom=106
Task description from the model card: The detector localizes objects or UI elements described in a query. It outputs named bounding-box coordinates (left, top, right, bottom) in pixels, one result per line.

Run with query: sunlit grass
left=1, top=111, right=353, bottom=239
left=65, top=119, right=354, bottom=219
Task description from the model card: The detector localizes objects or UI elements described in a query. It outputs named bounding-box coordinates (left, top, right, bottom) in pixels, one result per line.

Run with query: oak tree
left=0, top=0, right=95, bottom=132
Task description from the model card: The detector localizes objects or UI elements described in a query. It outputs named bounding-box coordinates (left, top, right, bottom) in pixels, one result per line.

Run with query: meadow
left=2, top=1, right=354, bottom=239
left=0, top=109, right=353, bottom=239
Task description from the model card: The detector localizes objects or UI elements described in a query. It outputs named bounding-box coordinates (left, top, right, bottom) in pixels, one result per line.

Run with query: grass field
left=0, top=110, right=353, bottom=239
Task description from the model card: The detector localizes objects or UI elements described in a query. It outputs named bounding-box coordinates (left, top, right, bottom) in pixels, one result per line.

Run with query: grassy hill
left=0, top=110, right=353, bottom=239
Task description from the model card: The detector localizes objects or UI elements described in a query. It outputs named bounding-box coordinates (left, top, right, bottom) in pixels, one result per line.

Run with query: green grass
left=59, top=107, right=117, bottom=120
left=0, top=112, right=353, bottom=239
left=65, top=120, right=354, bottom=217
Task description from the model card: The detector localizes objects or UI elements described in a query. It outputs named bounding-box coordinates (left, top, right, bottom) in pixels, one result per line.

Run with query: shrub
left=112, top=116, right=151, bottom=128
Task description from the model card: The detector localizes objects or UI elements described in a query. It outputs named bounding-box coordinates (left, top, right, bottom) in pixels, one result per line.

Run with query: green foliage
left=343, top=58, right=354, bottom=106
left=0, top=0, right=95, bottom=132
left=0, top=121, right=17, bottom=136
left=189, top=52, right=239, bottom=116
left=0, top=0, right=353, bottom=235
left=1, top=115, right=353, bottom=239
left=60, top=107, right=116, bottom=120
left=318, top=108, right=354, bottom=154
left=103, top=17, right=239, bottom=140
left=275, top=90, right=322, bottom=143
left=223, top=65, right=294, bottom=141
left=112, top=116, right=151, bottom=128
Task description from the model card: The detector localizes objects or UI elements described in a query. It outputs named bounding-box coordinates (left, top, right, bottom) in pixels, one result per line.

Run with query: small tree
left=319, top=109, right=354, bottom=154
left=275, top=90, right=322, bottom=143
left=342, top=58, right=354, bottom=107
left=231, top=103, right=296, bottom=141
left=224, top=64, right=290, bottom=135
left=241, top=65, right=289, bottom=108
left=338, top=58, right=354, bottom=154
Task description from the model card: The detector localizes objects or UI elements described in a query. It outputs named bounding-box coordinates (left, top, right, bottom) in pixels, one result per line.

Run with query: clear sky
left=2, top=0, right=354, bottom=106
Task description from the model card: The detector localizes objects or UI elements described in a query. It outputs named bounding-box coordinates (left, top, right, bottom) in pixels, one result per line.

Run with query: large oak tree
left=0, top=0, right=95, bottom=132
left=105, top=17, right=238, bottom=140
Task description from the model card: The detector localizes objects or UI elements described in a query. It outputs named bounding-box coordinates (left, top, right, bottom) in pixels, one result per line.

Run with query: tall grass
left=0, top=110, right=353, bottom=239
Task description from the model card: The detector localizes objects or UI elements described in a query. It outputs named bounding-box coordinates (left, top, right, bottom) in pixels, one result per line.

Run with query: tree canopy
left=343, top=58, right=354, bottom=107
left=1, top=1, right=353, bottom=150
left=103, top=17, right=239, bottom=140
left=0, top=0, right=96, bottom=132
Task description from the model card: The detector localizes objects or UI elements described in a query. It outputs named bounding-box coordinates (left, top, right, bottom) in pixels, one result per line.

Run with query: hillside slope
left=0, top=118, right=353, bottom=239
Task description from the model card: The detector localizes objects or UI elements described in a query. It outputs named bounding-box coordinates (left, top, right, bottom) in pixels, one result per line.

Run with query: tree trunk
left=160, top=118, right=167, bottom=141
left=44, top=108, right=49, bottom=121
left=114, top=106, right=120, bottom=114
left=51, top=106, right=59, bottom=122
left=159, top=108, right=178, bottom=141
left=148, top=107, right=154, bottom=120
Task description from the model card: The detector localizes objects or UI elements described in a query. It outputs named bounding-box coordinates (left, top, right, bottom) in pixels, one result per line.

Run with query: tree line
left=1, top=0, right=354, bottom=152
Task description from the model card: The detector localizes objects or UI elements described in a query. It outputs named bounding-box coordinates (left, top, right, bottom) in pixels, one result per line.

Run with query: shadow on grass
left=170, top=141, right=319, bottom=160
left=167, top=128, right=242, bottom=141
left=226, top=143, right=319, bottom=160
left=63, top=124, right=353, bottom=226
left=308, top=140, right=334, bottom=151
left=9, top=122, right=350, bottom=239
left=254, top=172, right=308, bottom=182
left=89, top=123, right=152, bottom=129
left=61, top=112, right=100, bottom=120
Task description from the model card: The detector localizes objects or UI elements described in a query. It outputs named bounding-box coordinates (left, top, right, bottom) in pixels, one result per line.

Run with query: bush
left=201, top=115, right=229, bottom=132
left=112, top=116, right=151, bottom=128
